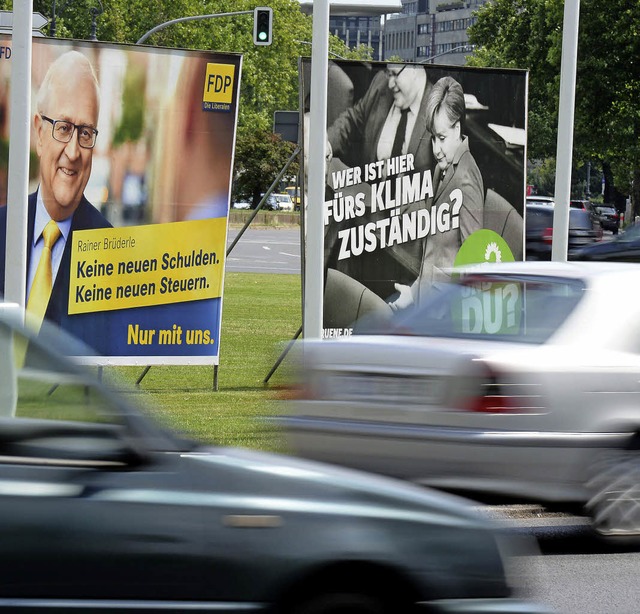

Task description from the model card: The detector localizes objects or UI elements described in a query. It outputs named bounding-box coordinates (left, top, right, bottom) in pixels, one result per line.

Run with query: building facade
left=301, top=0, right=485, bottom=66
left=329, top=15, right=384, bottom=60
left=384, top=0, right=487, bottom=65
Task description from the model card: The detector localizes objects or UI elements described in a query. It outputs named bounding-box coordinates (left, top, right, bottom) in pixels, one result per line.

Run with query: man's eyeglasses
left=385, top=64, right=408, bottom=82
left=41, top=115, right=98, bottom=149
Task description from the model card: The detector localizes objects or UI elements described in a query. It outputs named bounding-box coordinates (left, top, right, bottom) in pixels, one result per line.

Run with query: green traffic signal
left=253, top=7, right=272, bottom=46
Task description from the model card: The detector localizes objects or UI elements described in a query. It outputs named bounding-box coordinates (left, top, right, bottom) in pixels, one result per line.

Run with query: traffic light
left=253, top=7, right=273, bottom=46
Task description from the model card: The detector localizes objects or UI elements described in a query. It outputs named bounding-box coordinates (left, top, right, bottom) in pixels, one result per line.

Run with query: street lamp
left=49, top=0, right=72, bottom=37
left=88, top=0, right=103, bottom=41
left=50, top=0, right=103, bottom=40
left=295, top=40, right=347, bottom=60
left=420, top=44, right=468, bottom=64
left=136, top=10, right=254, bottom=45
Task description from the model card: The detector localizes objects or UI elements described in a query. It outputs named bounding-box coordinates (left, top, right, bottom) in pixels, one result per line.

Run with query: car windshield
left=389, top=273, right=586, bottom=344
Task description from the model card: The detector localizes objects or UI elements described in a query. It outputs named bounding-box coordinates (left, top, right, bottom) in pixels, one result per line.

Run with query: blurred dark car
left=0, top=305, right=544, bottom=613
left=571, top=222, right=640, bottom=261
left=526, top=204, right=600, bottom=260
left=593, top=205, right=620, bottom=234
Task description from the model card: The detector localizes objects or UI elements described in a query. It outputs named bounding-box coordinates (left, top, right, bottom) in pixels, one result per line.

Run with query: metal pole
left=551, top=0, right=580, bottom=262
left=295, top=40, right=347, bottom=60
left=420, top=45, right=467, bottom=64
left=89, top=16, right=97, bottom=41
left=135, top=366, right=151, bottom=388
left=50, top=0, right=73, bottom=38
left=5, top=3, right=32, bottom=311
left=137, top=11, right=252, bottom=45
left=133, top=9, right=254, bottom=389
left=50, top=0, right=56, bottom=36
left=304, top=0, right=329, bottom=340
left=264, top=325, right=302, bottom=384
left=88, top=2, right=103, bottom=41
left=226, top=146, right=300, bottom=256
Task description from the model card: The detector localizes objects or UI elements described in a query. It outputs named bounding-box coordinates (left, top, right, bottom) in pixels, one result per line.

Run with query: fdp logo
left=202, top=63, right=235, bottom=112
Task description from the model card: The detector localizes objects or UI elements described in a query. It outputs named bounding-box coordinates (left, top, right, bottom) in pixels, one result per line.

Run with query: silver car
left=278, top=262, right=640, bottom=537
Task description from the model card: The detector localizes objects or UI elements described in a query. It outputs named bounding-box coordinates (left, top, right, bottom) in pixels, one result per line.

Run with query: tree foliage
left=233, top=126, right=298, bottom=207
left=468, top=0, right=640, bottom=212
left=28, top=0, right=313, bottom=131
left=2, top=0, right=316, bottom=200
left=112, top=62, right=146, bottom=147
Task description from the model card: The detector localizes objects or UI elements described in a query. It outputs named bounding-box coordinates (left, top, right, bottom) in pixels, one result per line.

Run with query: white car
left=278, top=261, right=640, bottom=537
left=273, top=193, right=294, bottom=211
left=526, top=195, right=555, bottom=207
left=232, top=200, right=251, bottom=210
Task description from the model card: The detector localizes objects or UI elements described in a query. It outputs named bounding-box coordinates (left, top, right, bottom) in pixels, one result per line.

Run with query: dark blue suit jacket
left=325, top=69, right=436, bottom=299
left=0, top=192, right=115, bottom=355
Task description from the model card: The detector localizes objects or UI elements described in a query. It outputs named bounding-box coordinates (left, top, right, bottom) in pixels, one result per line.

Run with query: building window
left=404, top=2, right=418, bottom=14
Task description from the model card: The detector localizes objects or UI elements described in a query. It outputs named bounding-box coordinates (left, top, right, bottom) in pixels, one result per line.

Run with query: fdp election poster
left=0, top=36, right=241, bottom=364
left=300, top=59, right=527, bottom=339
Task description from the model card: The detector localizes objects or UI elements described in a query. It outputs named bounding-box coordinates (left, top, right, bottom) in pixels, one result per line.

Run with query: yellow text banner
left=69, top=218, right=226, bottom=314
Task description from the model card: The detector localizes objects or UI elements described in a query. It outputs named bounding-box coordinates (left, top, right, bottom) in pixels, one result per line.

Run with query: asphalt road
left=146, top=223, right=617, bottom=609
left=225, top=226, right=618, bottom=275
left=227, top=226, right=638, bottom=612
left=482, top=507, right=640, bottom=613
left=226, top=227, right=301, bottom=274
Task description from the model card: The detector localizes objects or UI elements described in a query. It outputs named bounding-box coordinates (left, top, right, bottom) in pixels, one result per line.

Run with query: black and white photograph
left=300, top=59, right=527, bottom=335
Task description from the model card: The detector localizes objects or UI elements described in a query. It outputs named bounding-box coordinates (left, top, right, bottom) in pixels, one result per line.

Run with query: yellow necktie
left=26, top=220, right=61, bottom=332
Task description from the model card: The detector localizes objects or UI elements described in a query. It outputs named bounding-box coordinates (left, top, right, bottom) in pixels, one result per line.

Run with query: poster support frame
left=134, top=146, right=302, bottom=390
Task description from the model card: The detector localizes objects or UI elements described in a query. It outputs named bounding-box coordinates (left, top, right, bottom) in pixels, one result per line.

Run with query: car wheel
left=586, top=449, right=640, bottom=537
left=292, top=592, right=388, bottom=614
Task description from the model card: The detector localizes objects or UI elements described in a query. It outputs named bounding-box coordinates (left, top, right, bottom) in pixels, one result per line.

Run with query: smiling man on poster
left=0, top=50, right=116, bottom=354
left=0, top=38, right=241, bottom=363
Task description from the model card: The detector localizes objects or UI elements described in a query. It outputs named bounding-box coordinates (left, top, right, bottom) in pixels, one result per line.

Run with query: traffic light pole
left=136, top=11, right=253, bottom=45
left=134, top=9, right=272, bottom=389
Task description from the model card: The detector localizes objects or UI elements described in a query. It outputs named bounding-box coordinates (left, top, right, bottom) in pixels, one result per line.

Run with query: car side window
left=0, top=323, right=130, bottom=467
left=16, top=340, right=115, bottom=425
